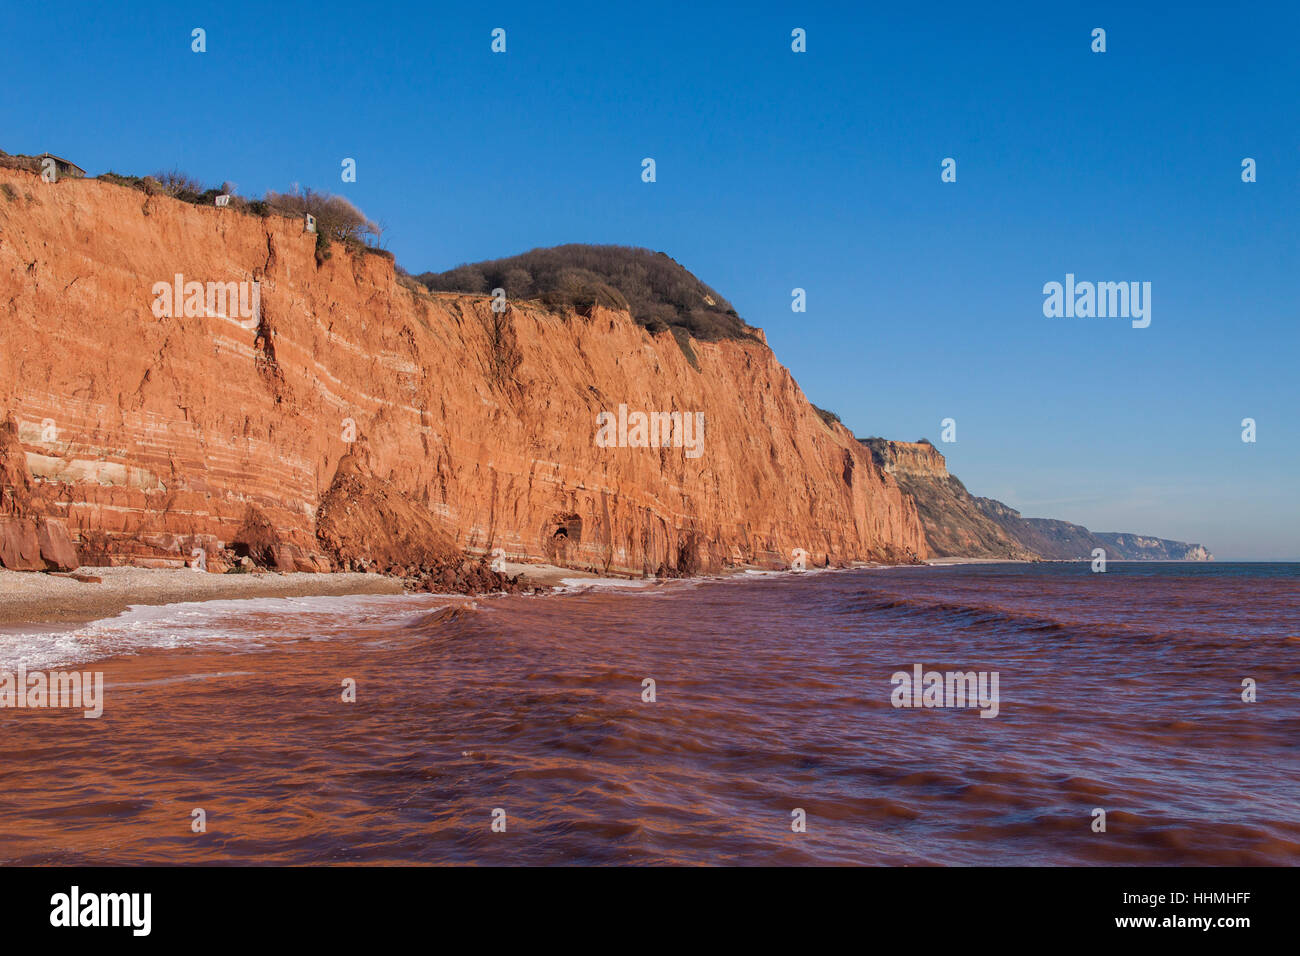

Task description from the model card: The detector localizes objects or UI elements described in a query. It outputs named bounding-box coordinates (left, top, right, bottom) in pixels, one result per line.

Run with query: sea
left=0, top=562, right=1296, bottom=865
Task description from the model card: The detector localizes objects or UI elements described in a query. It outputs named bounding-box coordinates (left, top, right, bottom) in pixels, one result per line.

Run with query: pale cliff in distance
left=0, top=163, right=927, bottom=579
left=860, top=439, right=1213, bottom=562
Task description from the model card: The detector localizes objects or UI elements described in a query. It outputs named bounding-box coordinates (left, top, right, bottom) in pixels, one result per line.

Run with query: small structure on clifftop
left=0, top=149, right=86, bottom=178
left=36, top=153, right=85, bottom=178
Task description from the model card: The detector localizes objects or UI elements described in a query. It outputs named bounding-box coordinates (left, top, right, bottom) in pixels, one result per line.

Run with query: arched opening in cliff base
left=675, top=531, right=701, bottom=575
left=231, top=505, right=278, bottom=568
left=543, top=513, right=583, bottom=564
left=549, top=514, right=582, bottom=542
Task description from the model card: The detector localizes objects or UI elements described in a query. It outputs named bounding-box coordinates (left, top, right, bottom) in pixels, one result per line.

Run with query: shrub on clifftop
left=263, top=189, right=379, bottom=248
left=418, top=244, right=760, bottom=342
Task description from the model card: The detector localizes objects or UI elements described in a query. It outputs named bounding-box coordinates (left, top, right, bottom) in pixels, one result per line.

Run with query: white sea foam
left=0, top=593, right=442, bottom=671
left=555, top=576, right=657, bottom=592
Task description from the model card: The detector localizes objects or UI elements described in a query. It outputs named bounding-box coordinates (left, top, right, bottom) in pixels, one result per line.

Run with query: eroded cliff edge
left=861, top=439, right=1212, bottom=561
left=0, top=169, right=927, bottom=576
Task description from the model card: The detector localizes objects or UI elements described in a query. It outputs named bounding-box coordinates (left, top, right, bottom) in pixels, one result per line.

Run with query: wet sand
left=0, top=561, right=604, bottom=627
left=0, top=560, right=881, bottom=628
left=0, top=567, right=406, bottom=627
left=924, top=557, right=1035, bottom=566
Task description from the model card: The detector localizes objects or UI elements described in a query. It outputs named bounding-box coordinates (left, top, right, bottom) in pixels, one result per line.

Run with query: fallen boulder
left=0, top=516, right=43, bottom=571
left=35, top=517, right=80, bottom=571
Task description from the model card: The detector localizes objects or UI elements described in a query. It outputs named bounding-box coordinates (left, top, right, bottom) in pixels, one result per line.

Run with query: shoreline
left=0, top=561, right=609, bottom=629
left=0, top=560, right=892, bottom=629
left=0, top=567, right=406, bottom=629
left=0, top=555, right=1244, bottom=630
left=0, top=564, right=594, bottom=629
left=923, top=557, right=1036, bottom=566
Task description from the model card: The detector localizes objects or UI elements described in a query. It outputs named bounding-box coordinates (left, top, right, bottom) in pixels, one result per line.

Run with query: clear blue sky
left=4, top=1, right=1296, bottom=558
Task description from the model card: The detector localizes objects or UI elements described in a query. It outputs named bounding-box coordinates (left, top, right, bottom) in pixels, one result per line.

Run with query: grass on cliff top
left=12, top=153, right=395, bottom=262
left=812, top=404, right=841, bottom=427
left=417, top=244, right=763, bottom=344
left=4, top=151, right=752, bottom=345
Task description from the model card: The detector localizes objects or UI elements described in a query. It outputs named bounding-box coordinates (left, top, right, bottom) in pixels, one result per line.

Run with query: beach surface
left=0, top=558, right=998, bottom=628
left=0, top=562, right=597, bottom=627
left=924, top=557, right=1034, bottom=566
left=0, top=567, right=405, bottom=627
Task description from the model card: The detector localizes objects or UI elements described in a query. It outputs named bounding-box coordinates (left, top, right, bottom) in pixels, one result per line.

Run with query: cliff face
left=861, top=439, right=1036, bottom=560
left=1090, top=533, right=1212, bottom=562
left=859, top=438, right=950, bottom=480
left=863, top=439, right=1211, bottom=561
left=0, top=169, right=926, bottom=575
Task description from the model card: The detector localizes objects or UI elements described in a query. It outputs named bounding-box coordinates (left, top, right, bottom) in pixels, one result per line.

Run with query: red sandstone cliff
left=0, top=169, right=926, bottom=577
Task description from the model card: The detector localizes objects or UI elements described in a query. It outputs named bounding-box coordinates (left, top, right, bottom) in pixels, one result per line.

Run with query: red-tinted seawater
left=0, top=562, right=1296, bottom=864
